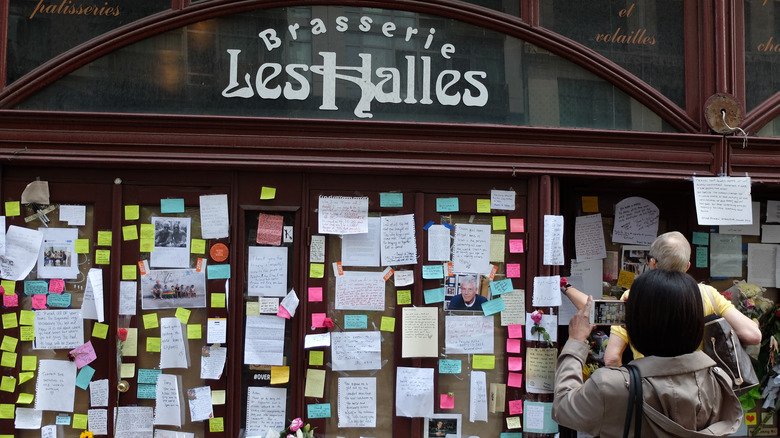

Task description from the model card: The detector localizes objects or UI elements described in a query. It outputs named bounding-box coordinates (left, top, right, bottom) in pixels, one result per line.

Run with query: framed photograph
left=424, top=414, right=461, bottom=438
left=150, top=217, right=192, bottom=268
left=620, top=245, right=651, bottom=276
left=141, top=268, right=206, bottom=309
left=444, top=274, right=490, bottom=311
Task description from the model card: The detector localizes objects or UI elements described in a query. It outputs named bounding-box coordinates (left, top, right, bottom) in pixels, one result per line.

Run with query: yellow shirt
left=610, top=284, right=735, bottom=360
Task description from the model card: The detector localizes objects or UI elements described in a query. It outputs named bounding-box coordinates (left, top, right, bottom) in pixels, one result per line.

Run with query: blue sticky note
left=137, top=383, right=156, bottom=399
left=422, top=265, right=444, bottom=279
left=138, top=368, right=162, bottom=384
left=482, top=297, right=505, bottom=316
left=47, top=293, right=72, bottom=308
left=207, top=264, right=231, bottom=279
left=436, top=197, right=459, bottom=212
left=424, top=287, right=445, bottom=304
left=379, top=193, right=403, bottom=208
left=696, top=247, right=708, bottom=268
left=24, top=281, right=49, bottom=295
left=501, top=434, right=523, bottom=438
left=489, top=278, right=514, bottom=296
left=75, top=365, right=96, bottom=390
left=55, top=415, right=71, bottom=425
left=692, top=232, right=709, bottom=246
left=307, top=403, right=331, bottom=419
left=343, top=314, right=368, bottom=330
left=523, top=401, right=558, bottom=434
left=439, top=359, right=462, bottom=374
left=160, top=198, right=185, bottom=213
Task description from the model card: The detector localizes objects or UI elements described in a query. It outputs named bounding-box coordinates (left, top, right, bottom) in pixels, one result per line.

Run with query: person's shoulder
left=476, top=294, right=488, bottom=303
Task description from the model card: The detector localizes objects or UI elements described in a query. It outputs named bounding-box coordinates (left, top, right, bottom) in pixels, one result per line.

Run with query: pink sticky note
left=308, top=287, right=323, bottom=302
left=32, top=295, right=47, bottom=310
left=312, top=313, right=327, bottom=328
left=440, top=394, right=455, bottom=409
left=508, top=357, right=523, bottom=371
left=507, top=324, right=523, bottom=339
left=506, top=339, right=522, bottom=354
left=508, top=399, right=523, bottom=415
left=69, top=341, right=97, bottom=369
left=256, top=213, right=284, bottom=246
left=3, top=294, right=18, bottom=308
left=506, top=263, right=521, bottom=278
left=510, top=218, right=525, bottom=233
left=507, top=372, right=523, bottom=388
left=48, top=279, right=65, bottom=294
left=277, top=304, right=291, bottom=319
left=508, top=239, right=524, bottom=253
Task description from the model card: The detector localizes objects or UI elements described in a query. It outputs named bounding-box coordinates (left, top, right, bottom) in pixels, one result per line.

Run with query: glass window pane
left=745, top=0, right=780, bottom=111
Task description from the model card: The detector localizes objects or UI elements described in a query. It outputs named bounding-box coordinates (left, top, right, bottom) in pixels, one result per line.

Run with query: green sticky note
left=380, top=192, right=403, bottom=208
left=191, top=239, right=206, bottom=254
left=139, top=238, right=155, bottom=253
left=122, top=225, right=138, bottom=241
left=143, top=313, right=159, bottom=329
left=422, top=265, right=444, bottom=279
left=211, top=293, right=226, bottom=308
left=492, top=216, right=507, bottom=231
left=187, top=324, right=202, bottom=339
left=146, top=337, right=161, bottom=352
left=175, top=307, right=191, bottom=324
left=209, top=417, right=225, bottom=432
left=309, top=350, right=324, bottom=366
left=436, top=197, right=459, bottom=212
left=424, top=287, right=445, bottom=304
left=160, top=198, right=185, bottom=213
left=21, top=356, right=36, bottom=371
left=140, top=224, right=155, bottom=239
left=16, top=393, right=34, bottom=404
left=1, top=336, right=18, bottom=352
left=380, top=316, right=395, bottom=332
left=473, top=354, right=496, bottom=369
left=1, top=281, right=15, bottom=294
left=125, top=205, right=140, bottom=221
left=482, top=297, right=506, bottom=316
left=2, top=313, right=17, bottom=329
left=397, top=289, right=412, bottom=305
left=19, top=326, right=34, bottom=342
left=260, top=187, right=277, bottom=200
left=696, top=246, right=708, bottom=268
left=23, top=280, right=47, bottom=295
left=97, top=231, right=112, bottom=246
left=310, top=263, right=324, bottom=278
left=121, top=265, right=137, bottom=281
left=18, top=372, right=34, bottom=384
left=0, top=403, right=14, bottom=419
left=74, top=239, right=90, bottom=254
left=95, top=249, right=111, bottom=265
left=92, top=322, right=109, bottom=339
left=19, top=310, right=34, bottom=326
left=0, top=376, right=15, bottom=392
left=477, top=199, right=491, bottom=213
left=1, top=352, right=17, bottom=368
left=692, top=231, right=709, bottom=246
left=72, top=413, right=88, bottom=430
left=4, top=201, right=20, bottom=217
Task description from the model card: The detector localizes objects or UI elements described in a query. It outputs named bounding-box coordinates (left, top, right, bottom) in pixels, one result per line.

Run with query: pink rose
left=290, top=418, right=304, bottom=432
left=531, top=311, right=543, bottom=324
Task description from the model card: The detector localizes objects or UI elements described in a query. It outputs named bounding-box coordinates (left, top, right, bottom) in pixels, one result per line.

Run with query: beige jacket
left=553, top=339, right=742, bottom=437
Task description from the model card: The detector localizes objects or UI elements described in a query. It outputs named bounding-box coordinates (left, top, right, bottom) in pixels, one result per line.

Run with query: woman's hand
left=569, top=295, right=595, bottom=342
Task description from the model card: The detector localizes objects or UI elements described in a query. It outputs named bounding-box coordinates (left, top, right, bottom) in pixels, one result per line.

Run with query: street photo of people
left=141, top=268, right=206, bottom=309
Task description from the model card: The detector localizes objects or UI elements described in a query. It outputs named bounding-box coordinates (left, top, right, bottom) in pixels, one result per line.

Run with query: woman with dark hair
left=552, top=270, right=742, bottom=437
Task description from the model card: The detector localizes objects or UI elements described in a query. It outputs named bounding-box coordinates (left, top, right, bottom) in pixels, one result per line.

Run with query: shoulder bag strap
left=623, top=364, right=643, bottom=438
left=703, top=285, right=721, bottom=317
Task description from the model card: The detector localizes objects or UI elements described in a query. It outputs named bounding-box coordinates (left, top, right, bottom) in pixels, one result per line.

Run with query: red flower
left=323, top=318, right=334, bottom=329
left=117, top=328, right=128, bottom=341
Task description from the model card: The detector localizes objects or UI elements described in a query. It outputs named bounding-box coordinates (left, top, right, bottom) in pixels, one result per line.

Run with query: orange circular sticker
left=210, top=243, right=229, bottom=262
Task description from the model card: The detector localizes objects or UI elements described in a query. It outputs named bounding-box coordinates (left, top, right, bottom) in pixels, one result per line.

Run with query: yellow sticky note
left=270, top=366, right=290, bottom=385
left=175, top=307, right=191, bottom=324
left=0, top=403, right=14, bottom=419
left=211, top=293, right=226, bottom=309
left=1, top=352, right=17, bottom=368
left=122, top=265, right=137, bottom=281
left=2, top=313, right=17, bottom=329
left=1, top=336, right=18, bottom=352
left=4, top=202, right=20, bottom=217
left=380, top=316, right=396, bottom=332
left=21, top=356, right=36, bottom=371
left=19, top=310, right=34, bottom=326
left=16, top=393, right=34, bottom=404
left=260, top=186, right=277, bottom=200
left=617, top=270, right=636, bottom=289
left=477, top=199, right=491, bottom=213
left=19, top=326, right=34, bottom=342
left=0, top=376, right=15, bottom=392
left=120, top=363, right=135, bottom=378
left=304, top=368, right=326, bottom=398
left=191, top=239, right=206, bottom=254
left=121, top=328, right=138, bottom=357
left=492, top=216, right=507, bottom=231
left=140, top=224, right=155, bottom=239
left=309, top=350, right=324, bottom=366
left=89, top=323, right=107, bottom=340
left=146, top=337, right=161, bottom=352
left=72, top=413, right=88, bottom=430
left=143, top=313, right=159, bottom=330
left=582, top=196, right=599, bottom=213
left=74, top=239, right=90, bottom=254
left=397, top=290, right=412, bottom=305
left=211, top=389, right=226, bottom=405
left=122, top=225, right=138, bottom=241
left=310, top=263, right=325, bottom=278
left=187, top=324, right=202, bottom=339
left=245, top=302, right=260, bottom=316
left=124, top=205, right=140, bottom=221
left=506, top=416, right=522, bottom=429
left=95, top=249, right=110, bottom=265
left=1, top=281, right=15, bottom=294
left=18, top=372, right=34, bottom=385
left=473, top=354, right=496, bottom=370
left=97, top=231, right=112, bottom=246
left=140, top=238, right=155, bottom=252
left=209, top=417, right=224, bottom=432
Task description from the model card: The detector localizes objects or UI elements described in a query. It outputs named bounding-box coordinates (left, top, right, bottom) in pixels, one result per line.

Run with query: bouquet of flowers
left=722, top=280, right=775, bottom=322
left=272, top=418, right=315, bottom=438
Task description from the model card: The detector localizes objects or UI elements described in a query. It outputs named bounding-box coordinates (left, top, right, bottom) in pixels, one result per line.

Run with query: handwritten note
left=331, top=331, right=381, bottom=371
left=337, top=377, right=376, bottom=428
left=154, top=374, right=183, bottom=427
left=247, top=246, right=288, bottom=297
left=246, top=387, right=286, bottom=435
left=693, top=176, right=753, bottom=225
left=532, top=275, right=562, bottom=307
left=491, top=190, right=516, bottom=210
left=452, top=224, right=491, bottom=274
left=199, top=194, right=229, bottom=239
left=395, top=367, right=434, bottom=418
left=525, top=347, right=557, bottom=394
left=612, top=197, right=660, bottom=245
left=401, top=307, right=438, bottom=358
left=34, top=309, right=84, bottom=350
left=445, top=315, right=494, bottom=354
left=575, top=213, right=607, bottom=261
left=380, top=214, right=417, bottom=266
left=318, top=196, right=369, bottom=235
left=427, top=224, right=451, bottom=261
left=335, top=271, right=385, bottom=311
left=470, top=370, right=488, bottom=422
left=543, top=215, right=564, bottom=265
left=35, top=360, right=77, bottom=412
left=244, top=315, right=285, bottom=366
left=159, top=317, right=188, bottom=369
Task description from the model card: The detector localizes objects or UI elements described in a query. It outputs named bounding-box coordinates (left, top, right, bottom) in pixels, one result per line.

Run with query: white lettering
left=359, top=16, right=372, bottom=32
left=256, top=63, right=282, bottom=99
left=222, top=49, right=254, bottom=98
left=311, top=18, right=326, bottom=35
left=258, top=29, right=281, bottom=51
left=284, top=64, right=310, bottom=100
left=336, top=16, right=348, bottom=32
left=382, top=22, right=396, bottom=38
left=436, top=70, right=461, bottom=106
left=463, top=71, right=488, bottom=106
left=288, top=23, right=300, bottom=40
left=441, top=43, right=455, bottom=59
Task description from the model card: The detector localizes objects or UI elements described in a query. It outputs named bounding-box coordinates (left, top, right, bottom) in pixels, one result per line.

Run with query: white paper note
left=1, top=225, right=44, bottom=281
left=427, top=224, right=451, bottom=262
left=114, top=406, right=154, bottom=438
left=37, top=228, right=79, bottom=279
left=768, top=201, right=780, bottom=223
left=532, top=275, right=562, bottom=307
left=310, top=235, right=325, bottom=263
left=380, top=214, right=418, bottom=266
left=525, top=313, right=557, bottom=342
left=199, top=194, right=230, bottom=239
left=710, top=233, right=743, bottom=277
left=59, top=205, right=86, bottom=226
left=445, top=315, right=493, bottom=355
left=154, top=374, right=183, bottom=427
left=150, top=217, right=192, bottom=268
left=207, top=318, right=228, bottom=344
left=159, top=318, right=189, bottom=369
left=543, top=215, right=564, bottom=266
left=401, top=307, right=439, bottom=358
left=338, top=377, right=376, bottom=428
left=119, top=281, right=137, bottom=316
left=247, top=246, right=288, bottom=297
left=244, top=315, right=285, bottom=365
left=81, top=268, right=105, bottom=322
left=88, top=408, right=108, bottom=435
left=342, top=216, right=381, bottom=267
left=246, top=387, right=286, bottom=435
left=575, top=214, right=606, bottom=261
left=200, top=345, right=227, bottom=380
left=15, top=407, right=43, bottom=429
left=335, top=271, right=386, bottom=311
left=186, top=386, right=213, bottom=422
left=89, top=379, right=109, bottom=407
left=394, top=270, right=414, bottom=286
left=34, top=309, right=84, bottom=350
left=469, top=371, right=488, bottom=422
left=318, top=196, right=369, bottom=235
left=490, top=190, right=516, bottom=211
left=747, top=243, right=777, bottom=288
left=452, top=224, right=491, bottom=274
left=611, top=197, right=659, bottom=245
left=41, top=424, right=56, bottom=438
left=693, top=176, right=753, bottom=225
left=396, top=367, right=434, bottom=418
left=35, top=360, right=77, bottom=412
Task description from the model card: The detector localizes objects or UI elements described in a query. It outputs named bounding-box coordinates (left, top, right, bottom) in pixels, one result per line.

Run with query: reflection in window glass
left=745, top=0, right=780, bottom=111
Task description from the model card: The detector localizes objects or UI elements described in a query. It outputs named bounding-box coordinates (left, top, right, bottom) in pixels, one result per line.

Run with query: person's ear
left=685, top=261, right=691, bottom=272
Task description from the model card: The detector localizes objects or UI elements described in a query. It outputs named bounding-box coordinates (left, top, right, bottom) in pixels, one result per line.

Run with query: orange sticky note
left=582, top=196, right=599, bottom=213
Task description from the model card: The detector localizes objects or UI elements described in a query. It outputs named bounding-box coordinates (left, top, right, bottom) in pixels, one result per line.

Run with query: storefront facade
left=2, top=1, right=780, bottom=437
